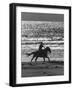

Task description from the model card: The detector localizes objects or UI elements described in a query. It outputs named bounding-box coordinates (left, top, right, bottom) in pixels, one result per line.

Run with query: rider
left=38, top=42, right=45, bottom=51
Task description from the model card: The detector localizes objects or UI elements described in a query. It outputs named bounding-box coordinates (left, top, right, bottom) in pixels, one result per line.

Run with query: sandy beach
left=21, top=61, right=64, bottom=77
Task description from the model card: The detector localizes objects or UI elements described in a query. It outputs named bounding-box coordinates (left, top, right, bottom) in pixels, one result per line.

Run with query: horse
left=26, top=47, right=51, bottom=63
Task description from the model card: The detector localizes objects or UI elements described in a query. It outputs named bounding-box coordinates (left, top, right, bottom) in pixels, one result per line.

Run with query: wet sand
left=21, top=61, right=64, bottom=77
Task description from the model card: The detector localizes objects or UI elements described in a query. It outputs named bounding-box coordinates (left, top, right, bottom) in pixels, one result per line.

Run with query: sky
left=21, top=12, right=64, bottom=22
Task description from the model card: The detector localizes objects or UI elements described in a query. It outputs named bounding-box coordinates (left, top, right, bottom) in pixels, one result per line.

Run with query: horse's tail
left=25, top=52, right=34, bottom=56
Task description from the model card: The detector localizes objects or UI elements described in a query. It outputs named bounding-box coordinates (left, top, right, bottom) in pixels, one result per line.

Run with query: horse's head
left=45, top=47, right=51, bottom=53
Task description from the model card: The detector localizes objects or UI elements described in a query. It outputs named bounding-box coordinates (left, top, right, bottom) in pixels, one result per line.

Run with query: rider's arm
left=43, top=45, right=45, bottom=49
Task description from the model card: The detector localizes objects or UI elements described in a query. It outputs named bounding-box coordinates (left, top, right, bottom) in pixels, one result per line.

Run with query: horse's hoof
left=29, top=63, right=32, bottom=65
left=42, top=62, right=45, bottom=64
left=55, top=66, right=58, bottom=68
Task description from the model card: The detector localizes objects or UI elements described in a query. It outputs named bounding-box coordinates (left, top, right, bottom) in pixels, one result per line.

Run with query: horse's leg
left=47, top=56, right=50, bottom=62
left=43, top=57, right=45, bottom=62
left=31, top=55, right=35, bottom=62
left=35, top=56, right=38, bottom=63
